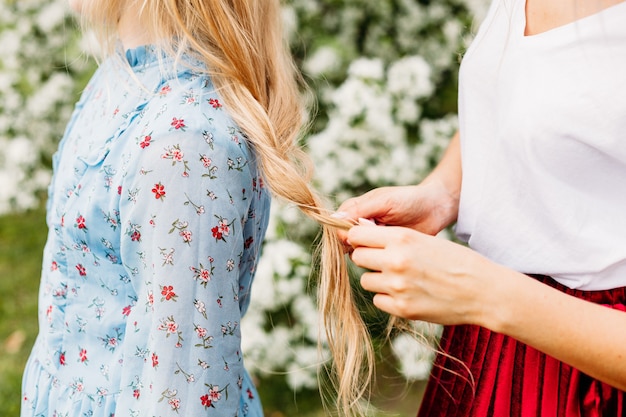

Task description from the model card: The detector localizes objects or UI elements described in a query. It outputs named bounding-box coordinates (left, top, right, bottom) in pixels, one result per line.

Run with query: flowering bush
left=1, top=0, right=490, bottom=396
left=0, top=0, right=93, bottom=212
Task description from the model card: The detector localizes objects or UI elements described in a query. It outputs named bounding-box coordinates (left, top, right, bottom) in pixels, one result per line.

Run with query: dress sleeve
left=115, top=109, right=254, bottom=416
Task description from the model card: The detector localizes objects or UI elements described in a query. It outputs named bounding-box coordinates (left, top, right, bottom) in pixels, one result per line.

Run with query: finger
left=371, top=293, right=398, bottom=317
left=359, top=271, right=388, bottom=293
left=351, top=246, right=387, bottom=271
left=334, top=227, right=350, bottom=247
left=348, top=224, right=414, bottom=249
left=336, top=191, right=389, bottom=223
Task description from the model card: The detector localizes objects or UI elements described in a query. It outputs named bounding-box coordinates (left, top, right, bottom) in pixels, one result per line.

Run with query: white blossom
left=286, top=346, right=324, bottom=389
left=347, top=57, right=384, bottom=81
left=36, top=2, right=67, bottom=32
left=303, top=45, right=341, bottom=77
left=391, top=333, right=436, bottom=381
left=387, top=56, right=434, bottom=99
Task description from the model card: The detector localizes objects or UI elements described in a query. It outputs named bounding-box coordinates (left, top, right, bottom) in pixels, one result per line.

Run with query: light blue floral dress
left=21, top=45, right=270, bottom=417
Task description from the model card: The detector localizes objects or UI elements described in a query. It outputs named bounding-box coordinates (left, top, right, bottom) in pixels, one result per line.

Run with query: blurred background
left=0, top=0, right=488, bottom=415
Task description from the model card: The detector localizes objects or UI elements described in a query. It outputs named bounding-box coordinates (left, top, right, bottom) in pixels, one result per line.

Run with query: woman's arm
left=347, top=224, right=626, bottom=391
left=420, top=130, right=462, bottom=205
left=489, top=264, right=626, bottom=391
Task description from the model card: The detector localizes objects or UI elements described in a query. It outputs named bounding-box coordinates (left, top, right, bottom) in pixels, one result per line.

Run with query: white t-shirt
left=456, top=0, right=626, bottom=290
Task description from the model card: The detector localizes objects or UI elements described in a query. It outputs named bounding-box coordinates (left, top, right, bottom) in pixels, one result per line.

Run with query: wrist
left=472, top=263, right=526, bottom=333
left=418, top=177, right=460, bottom=231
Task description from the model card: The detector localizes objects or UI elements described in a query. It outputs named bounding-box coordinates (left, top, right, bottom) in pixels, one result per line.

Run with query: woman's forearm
left=422, top=131, right=462, bottom=200
left=420, top=131, right=462, bottom=229
left=483, top=264, right=626, bottom=391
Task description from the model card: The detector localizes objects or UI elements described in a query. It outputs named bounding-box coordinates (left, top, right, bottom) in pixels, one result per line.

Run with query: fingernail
left=358, top=217, right=377, bottom=226
left=331, top=211, right=348, bottom=219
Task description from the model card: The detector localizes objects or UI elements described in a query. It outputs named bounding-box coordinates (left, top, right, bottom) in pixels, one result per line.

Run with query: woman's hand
left=334, top=180, right=459, bottom=251
left=334, top=131, right=462, bottom=244
left=348, top=220, right=500, bottom=326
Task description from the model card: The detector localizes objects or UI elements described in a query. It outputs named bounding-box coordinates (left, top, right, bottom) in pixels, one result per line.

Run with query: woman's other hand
left=334, top=131, right=462, bottom=245
left=348, top=221, right=500, bottom=326
left=336, top=181, right=458, bottom=236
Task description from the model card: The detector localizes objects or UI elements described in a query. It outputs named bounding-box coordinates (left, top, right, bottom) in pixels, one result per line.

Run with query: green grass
left=0, top=207, right=424, bottom=416
left=0, top=207, right=46, bottom=416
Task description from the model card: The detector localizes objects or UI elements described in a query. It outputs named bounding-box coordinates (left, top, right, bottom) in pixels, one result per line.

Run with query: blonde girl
left=21, top=0, right=369, bottom=416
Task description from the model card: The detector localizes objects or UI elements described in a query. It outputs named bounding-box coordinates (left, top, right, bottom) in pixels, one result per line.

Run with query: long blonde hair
left=78, top=0, right=374, bottom=414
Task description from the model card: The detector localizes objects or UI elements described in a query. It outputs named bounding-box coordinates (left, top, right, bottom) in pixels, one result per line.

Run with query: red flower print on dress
left=208, top=98, right=222, bottom=109
left=200, top=154, right=218, bottom=179
left=180, top=230, right=192, bottom=243
left=211, top=215, right=235, bottom=242
left=182, top=89, right=199, bottom=106
left=161, top=144, right=191, bottom=176
left=169, top=219, right=193, bottom=244
left=159, top=389, right=181, bottom=412
left=194, top=324, right=214, bottom=349
left=200, top=155, right=212, bottom=168
left=75, top=214, right=87, bottom=230
left=159, top=85, right=171, bottom=96
left=139, top=134, right=152, bottom=149
left=170, top=117, right=187, bottom=131
left=195, top=326, right=207, bottom=338
left=75, top=264, right=87, bottom=277
left=127, top=222, right=142, bottom=242
left=174, top=363, right=196, bottom=383
left=59, top=352, right=66, bottom=366
left=151, top=352, right=159, bottom=368
left=158, top=315, right=184, bottom=346
left=200, top=384, right=227, bottom=409
left=165, top=147, right=184, bottom=162
left=99, top=328, right=123, bottom=352
left=190, top=259, right=215, bottom=288
left=122, top=305, right=132, bottom=316
left=169, top=398, right=181, bottom=411
left=184, top=193, right=206, bottom=215
left=78, top=347, right=88, bottom=364
left=160, top=285, right=178, bottom=301
left=159, top=247, right=175, bottom=266
left=200, top=394, right=212, bottom=408
left=152, top=182, right=166, bottom=200
left=69, top=378, right=84, bottom=396
left=103, top=210, right=120, bottom=230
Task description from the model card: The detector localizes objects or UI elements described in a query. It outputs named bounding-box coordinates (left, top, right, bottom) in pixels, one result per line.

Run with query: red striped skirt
left=417, top=275, right=626, bottom=417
